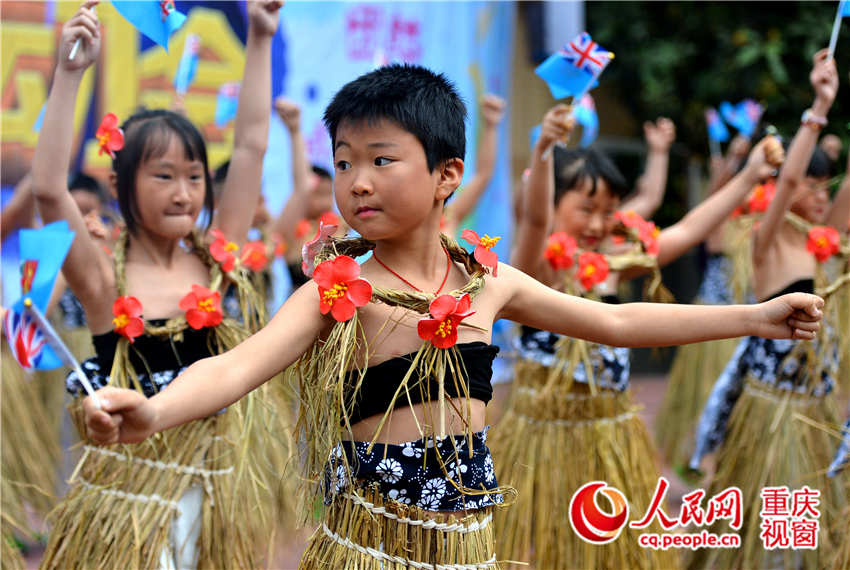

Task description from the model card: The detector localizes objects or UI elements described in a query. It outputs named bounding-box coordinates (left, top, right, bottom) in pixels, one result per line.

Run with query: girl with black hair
left=30, top=2, right=283, bottom=568
left=491, top=103, right=783, bottom=570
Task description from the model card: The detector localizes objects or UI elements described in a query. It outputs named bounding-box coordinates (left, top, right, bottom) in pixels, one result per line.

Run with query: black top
left=346, top=341, right=499, bottom=424
left=287, top=262, right=310, bottom=288
left=764, top=278, right=815, bottom=302
left=92, top=318, right=216, bottom=375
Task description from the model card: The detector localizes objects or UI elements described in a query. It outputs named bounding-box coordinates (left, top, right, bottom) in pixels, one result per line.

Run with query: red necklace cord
left=372, top=247, right=452, bottom=295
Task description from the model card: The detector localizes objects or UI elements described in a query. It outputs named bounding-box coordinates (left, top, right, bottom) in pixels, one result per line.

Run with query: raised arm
left=83, top=280, right=329, bottom=444
left=498, top=263, right=823, bottom=348
left=213, top=0, right=281, bottom=245
left=30, top=1, right=113, bottom=320
left=510, top=105, right=573, bottom=277
left=754, top=49, right=838, bottom=263
left=271, top=98, right=314, bottom=245
left=651, top=136, right=783, bottom=268
left=619, top=117, right=675, bottom=219
left=445, top=95, right=506, bottom=228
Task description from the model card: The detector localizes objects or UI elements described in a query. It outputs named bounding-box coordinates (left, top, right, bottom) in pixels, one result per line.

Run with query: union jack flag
left=559, top=32, right=612, bottom=77
left=4, top=308, right=47, bottom=370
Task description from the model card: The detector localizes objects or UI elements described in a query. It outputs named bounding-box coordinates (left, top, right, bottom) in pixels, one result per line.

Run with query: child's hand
left=274, top=98, right=301, bottom=132
left=727, top=135, right=752, bottom=159
left=743, top=135, right=784, bottom=180
left=60, top=1, right=101, bottom=73
left=537, top=104, right=575, bottom=150
left=810, top=48, right=838, bottom=109
left=83, top=387, right=156, bottom=445
left=247, top=0, right=283, bottom=38
left=83, top=210, right=107, bottom=240
left=644, top=117, right=676, bottom=153
left=756, top=293, right=823, bottom=340
left=480, top=94, right=506, bottom=126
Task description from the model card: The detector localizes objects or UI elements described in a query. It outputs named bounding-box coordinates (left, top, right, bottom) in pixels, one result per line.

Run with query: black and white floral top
left=58, top=288, right=87, bottom=329
left=697, top=254, right=734, bottom=305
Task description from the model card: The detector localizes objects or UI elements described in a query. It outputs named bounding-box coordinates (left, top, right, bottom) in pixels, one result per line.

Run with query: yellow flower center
left=198, top=298, right=216, bottom=312
left=323, top=283, right=348, bottom=305
left=816, top=236, right=828, bottom=249
left=548, top=243, right=564, bottom=256
left=480, top=235, right=501, bottom=250
left=584, top=265, right=596, bottom=277
left=652, top=227, right=660, bottom=238
left=97, top=132, right=110, bottom=148
left=225, top=241, right=238, bottom=253
left=436, top=319, right=453, bottom=338
left=113, top=314, right=129, bottom=329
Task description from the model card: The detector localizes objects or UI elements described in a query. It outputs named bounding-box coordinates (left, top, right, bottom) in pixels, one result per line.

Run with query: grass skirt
left=490, top=358, right=681, bottom=570
left=655, top=337, right=739, bottom=471
left=39, top=400, right=266, bottom=570
left=686, top=378, right=845, bottom=570
left=300, top=484, right=498, bottom=569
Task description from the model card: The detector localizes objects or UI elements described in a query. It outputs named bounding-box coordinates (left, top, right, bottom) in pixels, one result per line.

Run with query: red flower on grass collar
left=614, top=210, right=643, bottom=229
left=96, top=113, right=125, bottom=159
left=638, top=220, right=661, bottom=256
left=806, top=226, right=840, bottom=263
left=210, top=229, right=239, bottom=272
left=179, top=285, right=223, bottom=330
left=747, top=181, right=776, bottom=214
left=544, top=232, right=577, bottom=270
left=577, top=251, right=609, bottom=292
left=241, top=241, right=269, bottom=272
left=112, top=296, right=144, bottom=343
left=314, top=255, right=372, bottom=322
left=319, top=211, right=340, bottom=227
left=417, top=294, right=475, bottom=349
left=295, top=219, right=312, bottom=239
left=461, top=229, right=500, bottom=276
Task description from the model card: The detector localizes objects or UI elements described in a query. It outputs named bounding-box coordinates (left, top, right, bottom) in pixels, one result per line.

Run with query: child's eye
left=335, top=160, right=351, bottom=172
left=374, top=157, right=392, bottom=166
left=156, top=173, right=172, bottom=180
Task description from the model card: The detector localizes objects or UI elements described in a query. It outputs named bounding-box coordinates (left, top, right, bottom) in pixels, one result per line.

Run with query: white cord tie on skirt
left=344, top=492, right=493, bottom=534
left=83, top=445, right=234, bottom=477
left=78, top=478, right=179, bottom=511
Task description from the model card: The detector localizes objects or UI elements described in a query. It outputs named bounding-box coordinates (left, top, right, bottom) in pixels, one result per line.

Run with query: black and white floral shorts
left=326, top=427, right=502, bottom=512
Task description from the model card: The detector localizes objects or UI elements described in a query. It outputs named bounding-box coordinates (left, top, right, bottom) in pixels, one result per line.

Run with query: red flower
left=417, top=294, right=475, bottom=349
left=179, top=285, right=223, bottom=330
left=209, top=229, right=238, bottom=272
left=96, top=113, right=125, bottom=159
left=241, top=241, right=268, bottom=272
left=614, top=210, right=644, bottom=229
left=319, top=211, right=340, bottom=227
left=747, top=181, right=776, bottom=214
left=730, top=206, right=744, bottom=219
left=271, top=233, right=287, bottom=258
left=313, top=255, right=372, bottom=322
left=301, top=221, right=338, bottom=277
left=576, top=251, right=609, bottom=291
left=112, top=296, right=144, bottom=343
left=806, top=226, right=840, bottom=263
left=638, top=220, right=661, bottom=256
left=544, top=232, right=577, bottom=270
left=461, top=229, right=500, bottom=276
left=295, top=219, right=312, bottom=239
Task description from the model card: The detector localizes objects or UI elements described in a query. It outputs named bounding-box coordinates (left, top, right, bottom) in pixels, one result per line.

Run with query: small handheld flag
left=573, top=94, right=599, bottom=148
left=720, top=99, right=763, bottom=138
left=112, top=0, right=187, bottom=52
left=535, top=32, right=612, bottom=100
left=828, top=0, right=849, bottom=60
left=215, top=82, right=240, bottom=127
left=174, top=34, right=200, bottom=95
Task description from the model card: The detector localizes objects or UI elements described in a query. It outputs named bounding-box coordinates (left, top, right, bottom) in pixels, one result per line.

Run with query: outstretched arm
left=653, top=136, right=783, bottom=268
left=445, top=95, right=506, bottom=228
left=619, top=117, right=675, bottom=219
left=213, top=0, right=281, bottom=245
left=498, top=263, right=823, bottom=348
left=754, top=49, right=838, bottom=263
left=510, top=104, right=573, bottom=277
left=83, top=280, right=329, bottom=445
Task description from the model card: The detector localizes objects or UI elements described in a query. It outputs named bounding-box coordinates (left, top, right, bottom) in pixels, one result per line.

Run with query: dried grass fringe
left=490, top=357, right=681, bottom=570
left=300, top=484, right=498, bottom=569
left=686, top=378, right=845, bottom=570
left=655, top=336, right=739, bottom=469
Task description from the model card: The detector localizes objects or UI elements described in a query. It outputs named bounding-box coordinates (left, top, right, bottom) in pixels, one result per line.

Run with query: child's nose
left=351, top=173, right=373, bottom=196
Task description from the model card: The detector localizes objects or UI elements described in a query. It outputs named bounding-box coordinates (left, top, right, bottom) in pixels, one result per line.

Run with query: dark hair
left=553, top=147, right=629, bottom=206
left=312, top=164, right=332, bottom=180
left=112, top=109, right=214, bottom=234
left=68, top=172, right=107, bottom=204
left=213, top=160, right=230, bottom=185
left=805, top=146, right=833, bottom=179
left=323, top=64, right=466, bottom=172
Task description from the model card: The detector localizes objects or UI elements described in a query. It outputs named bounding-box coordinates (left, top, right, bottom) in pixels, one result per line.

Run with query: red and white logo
left=569, top=481, right=629, bottom=544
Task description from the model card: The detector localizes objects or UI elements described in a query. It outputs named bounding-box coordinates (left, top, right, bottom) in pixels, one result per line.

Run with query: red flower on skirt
left=112, top=296, right=144, bottom=343
left=806, top=226, right=840, bottom=262
left=179, top=285, right=223, bottom=330
left=577, top=251, right=609, bottom=291
left=241, top=241, right=269, bottom=272
left=544, top=232, right=577, bottom=270
left=209, top=229, right=238, bottom=272
left=417, top=294, right=475, bottom=349
left=314, top=256, right=372, bottom=322
left=461, top=229, right=500, bottom=276
left=96, top=113, right=125, bottom=159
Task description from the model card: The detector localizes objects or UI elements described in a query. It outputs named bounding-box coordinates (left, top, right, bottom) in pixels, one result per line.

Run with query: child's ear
left=435, top=158, right=464, bottom=200
left=107, top=172, right=118, bottom=200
